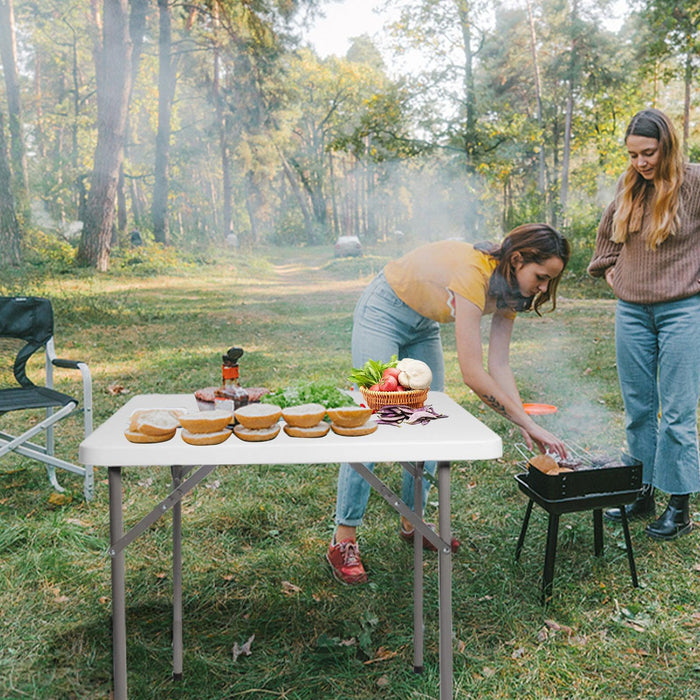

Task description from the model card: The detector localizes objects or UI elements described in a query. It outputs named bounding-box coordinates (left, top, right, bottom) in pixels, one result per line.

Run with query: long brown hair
left=612, top=108, right=684, bottom=249
left=476, top=223, right=570, bottom=315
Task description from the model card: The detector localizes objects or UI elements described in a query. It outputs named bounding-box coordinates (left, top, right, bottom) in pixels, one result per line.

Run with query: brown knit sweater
left=588, top=163, right=700, bottom=303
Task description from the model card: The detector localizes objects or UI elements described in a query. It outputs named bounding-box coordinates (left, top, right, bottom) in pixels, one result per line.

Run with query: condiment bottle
left=218, top=346, right=248, bottom=408
left=222, top=346, right=244, bottom=388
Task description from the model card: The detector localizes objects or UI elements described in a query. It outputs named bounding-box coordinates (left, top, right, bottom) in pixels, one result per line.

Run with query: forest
left=0, top=0, right=697, bottom=272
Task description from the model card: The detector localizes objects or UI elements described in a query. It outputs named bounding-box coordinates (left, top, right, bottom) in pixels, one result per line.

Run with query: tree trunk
left=116, top=0, right=148, bottom=239
left=526, top=0, right=546, bottom=195
left=279, top=151, right=313, bottom=241
left=0, top=112, right=20, bottom=266
left=682, top=48, right=691, bottom=157
left=0, top=0, right=29, bottom=221
left=455, top=0, right=475, bottom=169
left=77, top=0, right=132, bottom=271
left=559, top=0, right=579, bottom=219
left=212, top=5, right=232, bottom=239
left=152, top=0, right=178, bottom=244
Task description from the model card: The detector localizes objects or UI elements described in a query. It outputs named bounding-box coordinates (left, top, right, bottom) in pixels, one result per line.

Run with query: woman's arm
left=454, top=294, right=567, bottom=456
left=588, top=200, right=621, bottom=282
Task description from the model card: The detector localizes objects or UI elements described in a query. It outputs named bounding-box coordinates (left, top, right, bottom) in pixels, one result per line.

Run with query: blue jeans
left=335, top=272, right=446, bottom=527
left=615, top=295, right=700, bottom=494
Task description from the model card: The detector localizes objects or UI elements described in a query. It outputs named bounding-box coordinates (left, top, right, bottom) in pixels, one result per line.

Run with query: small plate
left=523, top=403, right=558, bottom=415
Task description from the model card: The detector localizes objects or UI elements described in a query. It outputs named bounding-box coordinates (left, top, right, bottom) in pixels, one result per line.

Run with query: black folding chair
left=0, top=296, right=94, bottom=500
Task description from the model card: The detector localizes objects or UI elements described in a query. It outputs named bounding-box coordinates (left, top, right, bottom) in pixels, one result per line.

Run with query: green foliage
left=21, top=229, right=76, bottom=270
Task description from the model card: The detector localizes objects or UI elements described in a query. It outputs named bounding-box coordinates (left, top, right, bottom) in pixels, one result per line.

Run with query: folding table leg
left=593, top=509, right=604, bottom=556
left=515, top=499, right=534, bottom=561
left=437, top=461, right=453, bottom=700
left=542, top=513, right=559, bottom=604
left=413, top=463, right=424, bottom=674
left=619, top=508, right=639, bottom=588
left=171, top=466, right=184, bottom=681
left=108, top=467, right=128, bottom=700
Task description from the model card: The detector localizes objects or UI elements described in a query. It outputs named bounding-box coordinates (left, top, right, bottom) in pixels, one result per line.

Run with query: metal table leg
left=542, top=513, right=559, bottom=604
left=109, top=467, right=128, bottom=700
left=171, top=466, right=184, bottom=681
left=593, top=509, right=604, bottom=556
left=437, top=461, right=453, bottom=700
left=619, top=509, right=639, bottom=587
left=413, top=462, right=424, bottom=674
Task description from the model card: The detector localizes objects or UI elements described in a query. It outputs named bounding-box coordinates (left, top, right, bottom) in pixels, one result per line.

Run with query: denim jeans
left=335, top=271, right=446, bottom=527
left=615, top=295, right=700, bottom=494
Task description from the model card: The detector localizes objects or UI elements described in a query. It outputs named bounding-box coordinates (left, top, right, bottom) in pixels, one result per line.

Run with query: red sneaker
left=400, top=523, right=460, bottom=553
left=326, top=538, right=368, bottom=585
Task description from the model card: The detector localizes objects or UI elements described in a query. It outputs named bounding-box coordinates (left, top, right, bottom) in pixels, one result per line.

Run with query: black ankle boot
left=604, top=484, right=655, bottom=522
left=645, top=494, right=692, bottom=541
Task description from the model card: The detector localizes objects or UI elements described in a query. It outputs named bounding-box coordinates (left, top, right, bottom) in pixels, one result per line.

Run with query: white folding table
left=79, top=391, right=502, bottom=700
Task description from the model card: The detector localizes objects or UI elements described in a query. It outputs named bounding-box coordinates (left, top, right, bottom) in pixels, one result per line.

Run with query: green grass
left=1, top=245, right=699, bottom=700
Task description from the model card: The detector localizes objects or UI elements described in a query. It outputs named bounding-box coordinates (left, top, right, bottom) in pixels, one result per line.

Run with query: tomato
left=378, top=375, right=399, bottom=391
left=382, top=367, right=401, bottom=381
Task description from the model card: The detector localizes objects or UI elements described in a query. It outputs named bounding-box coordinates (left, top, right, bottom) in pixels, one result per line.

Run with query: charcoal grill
left=513, top=444, right=642, bottom=603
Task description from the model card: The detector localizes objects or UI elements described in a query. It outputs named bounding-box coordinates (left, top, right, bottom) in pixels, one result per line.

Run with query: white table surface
left=79, top=391, right=503, bottom=466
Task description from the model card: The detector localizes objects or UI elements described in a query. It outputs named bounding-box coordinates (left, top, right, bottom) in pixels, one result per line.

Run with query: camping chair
left=0, top=296, right=94, bottom=501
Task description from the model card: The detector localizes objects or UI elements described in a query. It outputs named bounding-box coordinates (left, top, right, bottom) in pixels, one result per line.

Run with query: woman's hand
left=527, top=424, right=567, bottom=458
left=604, top=266, right=615, bottom=288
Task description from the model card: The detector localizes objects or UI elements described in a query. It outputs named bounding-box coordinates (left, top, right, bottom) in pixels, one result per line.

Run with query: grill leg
left=619, top=508, right=639, bottom=588
left=515, top=499, right=534, bottom=561
left=593, top=509, right=604, bottom=556
left=542, top=513, right=559, bottom=604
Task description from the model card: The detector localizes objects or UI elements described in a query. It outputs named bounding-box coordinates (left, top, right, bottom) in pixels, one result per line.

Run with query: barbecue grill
left=513, top=444, right=643, bottom=603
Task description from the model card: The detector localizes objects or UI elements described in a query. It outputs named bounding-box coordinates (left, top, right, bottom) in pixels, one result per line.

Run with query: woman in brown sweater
left=588, top=108, right=700, bottom=540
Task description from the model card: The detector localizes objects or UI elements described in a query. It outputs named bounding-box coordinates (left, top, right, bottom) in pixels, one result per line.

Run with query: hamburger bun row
left=124, top=403, right=377, bottom=445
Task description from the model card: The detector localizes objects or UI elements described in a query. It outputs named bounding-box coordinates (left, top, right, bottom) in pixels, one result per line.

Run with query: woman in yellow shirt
left=327, top=223, right=571, bottom=584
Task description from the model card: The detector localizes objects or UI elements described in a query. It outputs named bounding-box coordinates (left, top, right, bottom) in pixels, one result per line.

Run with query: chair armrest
left=51, top=358, right=93, bottom=435
left=52, top=358, right=84, bottom=370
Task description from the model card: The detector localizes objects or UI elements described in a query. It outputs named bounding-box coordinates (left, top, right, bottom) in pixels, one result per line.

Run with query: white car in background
left=334, top=235, right=362, bottom=257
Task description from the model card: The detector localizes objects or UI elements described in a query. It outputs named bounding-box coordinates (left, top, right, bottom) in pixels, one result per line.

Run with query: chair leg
left=46, top=464, right=66, bottom=493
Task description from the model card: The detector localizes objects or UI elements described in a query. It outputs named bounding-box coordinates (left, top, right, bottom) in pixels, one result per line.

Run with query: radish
left=378, top=375, right=398, bottom=391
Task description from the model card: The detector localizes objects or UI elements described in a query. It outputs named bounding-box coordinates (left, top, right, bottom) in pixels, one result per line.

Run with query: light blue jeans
left=615, top=295, right=700, bottom=495
left=335, top=271, right=445, bottom=527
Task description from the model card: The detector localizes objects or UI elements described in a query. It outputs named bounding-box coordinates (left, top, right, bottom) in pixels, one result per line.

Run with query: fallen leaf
left=537, top=627, right=549, bottom=643
left=205, top=480, right=221, bottom=490
left=376, top=676, right=390, bottom=688
left=364, top=647, right=399, bottom=664
left=482, top=666, right=496, bottom=677
left=281, top=580, right=302, bottom=595
left=48, top=492, right=72, bottom=506
left=692, top=564, right=700, bottom=573
left=232, top=634, right=255, bottom=662
left=99, top=596, right=109, bottom=604
left=107, top=383, right=129, bottom=395
left=511, top=647, right=526, bottom=659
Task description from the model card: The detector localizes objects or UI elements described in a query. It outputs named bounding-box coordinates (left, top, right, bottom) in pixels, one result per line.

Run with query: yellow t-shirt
left=383, top=240, right=515, bottom=323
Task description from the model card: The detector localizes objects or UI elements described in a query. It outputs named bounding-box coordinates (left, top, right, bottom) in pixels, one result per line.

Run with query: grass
left=1, top=245, right=699, bottom=700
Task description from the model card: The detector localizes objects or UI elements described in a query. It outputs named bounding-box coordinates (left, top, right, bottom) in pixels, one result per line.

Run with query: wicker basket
left=359, top=386, right=429, bottom=412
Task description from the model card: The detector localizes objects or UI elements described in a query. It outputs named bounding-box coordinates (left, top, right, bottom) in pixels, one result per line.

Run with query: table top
left=79, top=392, right=502, bottom=467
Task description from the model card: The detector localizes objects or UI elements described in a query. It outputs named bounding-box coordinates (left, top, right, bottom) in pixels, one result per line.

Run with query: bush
left=21, top=229, right=76, bottom=271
